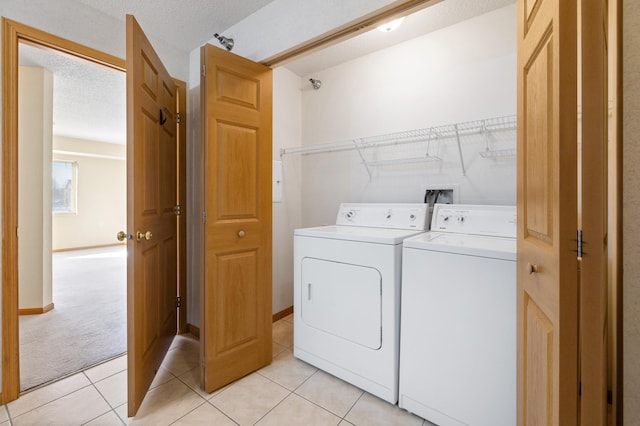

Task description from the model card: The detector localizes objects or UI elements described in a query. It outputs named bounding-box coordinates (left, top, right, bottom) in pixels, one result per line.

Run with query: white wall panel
left=297, top=5, right=517, bottom=227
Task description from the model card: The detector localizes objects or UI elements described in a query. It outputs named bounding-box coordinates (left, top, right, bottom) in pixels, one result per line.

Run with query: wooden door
left=579, top=0, right=609, bottom=423
left=126, top=15, right=178, bottom=416
left=517, top=0, right=579, bottom=424
left=200, top=44, right=273, bottom=393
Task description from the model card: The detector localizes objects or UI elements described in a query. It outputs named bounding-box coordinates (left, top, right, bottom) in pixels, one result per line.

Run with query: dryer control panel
left=335, top=203, right=429, bottom=230
left=431, top=203, right=517, bottom=237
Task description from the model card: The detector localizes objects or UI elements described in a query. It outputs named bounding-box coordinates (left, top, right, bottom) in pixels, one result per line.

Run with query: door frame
left=1, top=18, right=187, bottom=404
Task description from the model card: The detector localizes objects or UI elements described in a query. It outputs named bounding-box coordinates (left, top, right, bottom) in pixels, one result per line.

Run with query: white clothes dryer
left=399, top=204, right=517, bottom=426
left=294, top=203, right=429, bottom=404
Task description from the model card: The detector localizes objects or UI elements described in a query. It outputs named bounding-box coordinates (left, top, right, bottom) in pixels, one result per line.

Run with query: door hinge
left=202, top=211, right=207, bottom=224
left=176, top=296, right=182, bottom=308
left=201, top=64, right=206, bottom=77
left=176, top=112, right=181, bottom=124
left=173, top=204, right=182, bottom=216
left=577, top=229, right=583, bottom=258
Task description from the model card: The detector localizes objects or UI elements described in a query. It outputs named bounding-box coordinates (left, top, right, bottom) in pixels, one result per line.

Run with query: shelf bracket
left=454, top=124, right=466, bottom=176
left=353, top=139, right=372, bottom=180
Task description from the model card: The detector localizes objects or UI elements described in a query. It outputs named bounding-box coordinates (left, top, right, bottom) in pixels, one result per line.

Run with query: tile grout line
left=223, top=368, right=300, bottom=426
left=6, top=382, right=96, bottom=422
left=291, top=369, right=364, bottom=422
left=249, top=388, right=293, bottom=426
left=254, top=366, right=345, bottom=424
left=342, top=391, right=366, bottom=423
left=4, top=364, right=122, bottom=424
left=83, top=355, right=128, bottom=384
left=3, top=404, right=13, bottom=426
left=85, top=371, right=125, bottom=425
left=202, top=399, right=241, bottom=426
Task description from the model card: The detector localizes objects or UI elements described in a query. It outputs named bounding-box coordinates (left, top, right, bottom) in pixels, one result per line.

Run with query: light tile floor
left=2, top=314, right=433, bottom=426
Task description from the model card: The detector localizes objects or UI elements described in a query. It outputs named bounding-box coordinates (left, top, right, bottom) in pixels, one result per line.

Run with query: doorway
left=2, top=18, right=187, bottom=405
left=17, top=42, right=127, bottom=391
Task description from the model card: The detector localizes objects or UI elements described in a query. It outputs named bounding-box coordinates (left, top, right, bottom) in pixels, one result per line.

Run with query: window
left=52, top=161, right=77, bottom=214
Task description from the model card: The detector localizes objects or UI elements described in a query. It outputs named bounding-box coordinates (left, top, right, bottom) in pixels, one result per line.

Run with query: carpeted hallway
left=19, top=245, right=127, bottom=391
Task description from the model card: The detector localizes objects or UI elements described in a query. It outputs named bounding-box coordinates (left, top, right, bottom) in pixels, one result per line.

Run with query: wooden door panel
left=161, top=236, right=178, bottom=329
left=517, top=0, right=578, bottom=424
left=523, top=35, right=553, bottom=243
left=127, top=15, right=178, bottom=416
left=160, top=128, right=177, bottom=214
left=141, top=111, right=159, bottom=216
left=524, top=1, right=535, bottom=21
left=141, top=56, right=158, bottom=97
left=580, top=0, right=609, bottom=422
left=161, top=81, right=175, bottom=115
left=141, top=245, right=160, bottom=351
left=201, top=44, right=272, bottom=393
left=523, top=294, right=553, bottom=425
left=217, top=123, right=258, bottom=218
left=214, top=251, right=258, bottom=351
left=216, top=68, right=260, bottom=109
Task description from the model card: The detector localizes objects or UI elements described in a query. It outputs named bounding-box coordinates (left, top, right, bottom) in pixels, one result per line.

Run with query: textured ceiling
left=19, top=43, right=126, bottom=145
left=284, top=0, right=516, bottom=77
left=72, top=0, right=277, bottom=52
left=17, top=0, right=516, bottom=146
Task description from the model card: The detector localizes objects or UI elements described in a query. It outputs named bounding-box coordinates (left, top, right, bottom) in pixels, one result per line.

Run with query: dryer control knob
left=346, top=210, right=356, bottom=220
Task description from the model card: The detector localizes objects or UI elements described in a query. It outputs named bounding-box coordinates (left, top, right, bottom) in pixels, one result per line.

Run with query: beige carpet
left=19, top=246, right=127, bottom=391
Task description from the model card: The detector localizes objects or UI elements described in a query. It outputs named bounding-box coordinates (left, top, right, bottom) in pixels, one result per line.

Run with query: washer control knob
left=457, top=215, right=465, bottom=223
left=345, top=210, right=356, bottom=220
left=410, top=214, right=416, bottom=221
left=386, top=210, right=392, bottom=219
left=442, top=215, right=450, bottom=222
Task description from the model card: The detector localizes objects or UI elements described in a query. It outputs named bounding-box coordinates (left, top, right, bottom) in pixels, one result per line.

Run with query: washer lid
left=295, top=225, right=426, bottom=245
left=403, top=231, right=516, bottom=261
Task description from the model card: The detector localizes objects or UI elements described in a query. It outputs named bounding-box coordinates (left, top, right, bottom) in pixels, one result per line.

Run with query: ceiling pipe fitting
left=214, top=33, right=234, bottom=51
left=309, top=78, right=322, bottom=90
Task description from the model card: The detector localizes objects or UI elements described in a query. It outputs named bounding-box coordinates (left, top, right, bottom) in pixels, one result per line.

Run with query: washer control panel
left=336, top=203, right=429, bottom=230
left=431, top=204, right=516, bottom=238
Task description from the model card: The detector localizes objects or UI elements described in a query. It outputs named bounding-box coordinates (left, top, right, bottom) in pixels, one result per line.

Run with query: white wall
left=271, top=67, right=303, bottom=314
left=52, top=136, right=126, bottom=251
left=623, top=0, right=640, bottom=422
left=18, top=67, right=53, bottom=311
left=297, top=5, right=517, bottom=227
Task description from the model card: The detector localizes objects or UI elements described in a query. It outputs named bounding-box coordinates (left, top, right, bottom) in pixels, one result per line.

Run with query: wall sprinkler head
left=309, top=78, right=322, bottom=90
left=214, top=33, right=234, bottom=51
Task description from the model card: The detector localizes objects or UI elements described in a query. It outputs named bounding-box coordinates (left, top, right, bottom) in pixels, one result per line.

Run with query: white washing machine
left=399, top=204, right=517, bottom=426
left=294, top=203, right=429, bottom=404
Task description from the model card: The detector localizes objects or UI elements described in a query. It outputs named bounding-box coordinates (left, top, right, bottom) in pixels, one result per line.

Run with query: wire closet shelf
left=280, top=114, right=517, bottom=178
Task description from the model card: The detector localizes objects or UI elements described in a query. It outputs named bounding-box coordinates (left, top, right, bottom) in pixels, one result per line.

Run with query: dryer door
left=301, top=257, right=382, bottom=349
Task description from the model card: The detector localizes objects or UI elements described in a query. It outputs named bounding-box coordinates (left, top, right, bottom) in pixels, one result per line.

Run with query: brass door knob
left=136, top=231, right=153, bottom=242
left=117, top=231, right=127, bottom=242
